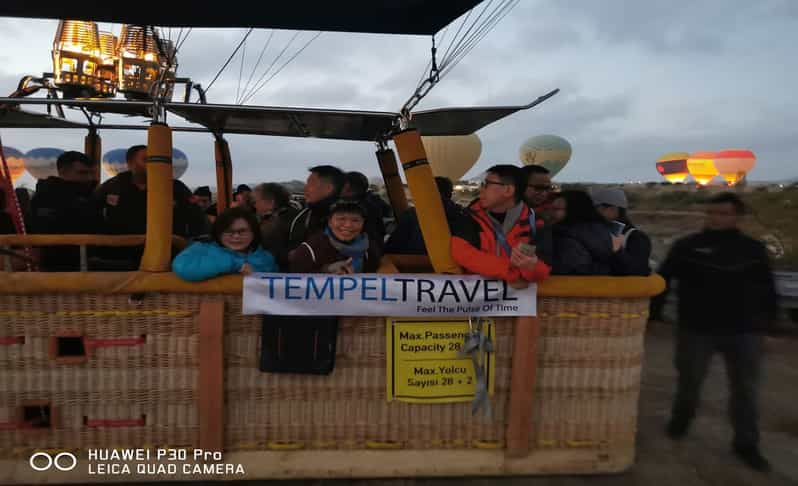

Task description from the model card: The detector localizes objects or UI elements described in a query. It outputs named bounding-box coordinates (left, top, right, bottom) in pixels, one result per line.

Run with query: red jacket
left=451, top=201, right=550, bottom=283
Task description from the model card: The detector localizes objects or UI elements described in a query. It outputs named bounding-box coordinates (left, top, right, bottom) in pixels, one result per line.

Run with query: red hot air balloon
left=714, top=149, right=756, bottom=186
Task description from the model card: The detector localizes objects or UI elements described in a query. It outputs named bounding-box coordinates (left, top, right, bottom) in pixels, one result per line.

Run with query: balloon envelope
left=102, top=148, right=128, bottom=178
left=714, top=149, right=755, bottom=186
left=687, top=151, right=718, bottom=186
left=519, top=134, right=572, bottom=177
left=1, top=146, right=26, bottom=184
left=656, top=152, right=690, bottom=183
left=420, top=134, right=481, bottom=182
left=102, top=147, right=189, bottom=179
left=25, top=147, right=64, bottom=180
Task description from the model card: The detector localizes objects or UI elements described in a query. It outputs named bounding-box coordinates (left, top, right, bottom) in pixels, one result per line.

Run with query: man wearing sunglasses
left=521, top=164, right=554, bottom=232
left=451, top=165, right=550, bottom=288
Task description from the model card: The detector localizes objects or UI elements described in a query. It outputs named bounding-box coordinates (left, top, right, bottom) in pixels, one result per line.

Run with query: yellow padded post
left=140, top=123, right=173, bottom=272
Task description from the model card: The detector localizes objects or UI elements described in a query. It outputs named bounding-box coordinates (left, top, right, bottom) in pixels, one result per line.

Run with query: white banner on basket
left=242, top=273, right=536, bottom=316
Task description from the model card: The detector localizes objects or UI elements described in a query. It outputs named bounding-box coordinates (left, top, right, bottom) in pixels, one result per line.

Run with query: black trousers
left=672, top=330, right=763, bottom=448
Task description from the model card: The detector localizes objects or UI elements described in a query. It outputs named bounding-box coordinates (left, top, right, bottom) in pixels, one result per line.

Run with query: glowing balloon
left=25, top=148, right=64, bottom=180
left=172, top=148, right=188, bottom=179
left=714, top=149, right=756, bottom=186
left=519, top=134, right=572, bottom=177
left=656, top=152, right=690, bottom=183
left=687, top=151, right=718, bottom=186
left=1, top=146, right=26, bottom=184
left=420, top=134, right=482, bottom=182
left=102, top=148, right=128, bottom=177
left=102, top=147, right=189, bottom=179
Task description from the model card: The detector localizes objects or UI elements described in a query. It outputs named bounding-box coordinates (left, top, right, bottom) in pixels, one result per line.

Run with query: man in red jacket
left=451, top=165, right=550, bottom=287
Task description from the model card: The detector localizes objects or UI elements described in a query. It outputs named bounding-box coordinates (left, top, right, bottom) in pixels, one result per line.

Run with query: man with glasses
left=451, top=165, right=550, bottom=287
left=521, top=165, right=554, bottom=230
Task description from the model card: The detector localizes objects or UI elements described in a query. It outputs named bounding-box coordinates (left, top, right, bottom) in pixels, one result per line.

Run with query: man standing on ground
left=652, top=192, right=778, bottom=473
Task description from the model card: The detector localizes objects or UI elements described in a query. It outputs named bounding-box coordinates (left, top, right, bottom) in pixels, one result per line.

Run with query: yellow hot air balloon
left=420, top=134, right=482, bottom=182
left=1, top=146, right=26, bottom=184
left=656, top=152, right=690, bottom=183
left=687, top=151, right=718, bottom=186
left=714, top=149, right=756, bottom=186
left=519, top=134, right=572, bottom=177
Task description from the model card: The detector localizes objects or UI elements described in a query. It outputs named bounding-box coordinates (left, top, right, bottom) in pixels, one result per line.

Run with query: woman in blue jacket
left=173, top=207, right=278, bottom=281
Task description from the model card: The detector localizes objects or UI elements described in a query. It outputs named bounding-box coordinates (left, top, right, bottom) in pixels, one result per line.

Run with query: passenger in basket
left=173, top=207, right=278, bottom=282
left=340, top=171, right=387, bottom=247
left=254, top=182, right=300, bottom=267
left=521, top=164, right=555, bottom=231
left=590, top=187, right=652, bottom=276
left=288, top=200, right=381, bottom=274
left=450, top=165, right=550, bottom=287
left=536, top=190, right=615, bottom=275
left=287, top=165, right=345, bottom=250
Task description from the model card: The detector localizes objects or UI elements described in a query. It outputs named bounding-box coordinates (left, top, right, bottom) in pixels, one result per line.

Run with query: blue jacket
left=172, top=241, right=278, bottom=282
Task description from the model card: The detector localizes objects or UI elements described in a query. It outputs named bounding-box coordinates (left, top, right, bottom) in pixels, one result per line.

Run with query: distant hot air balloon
left=0, top=146, right=26, bottom=184
left=714, top=149, right=756, bottom=186
left=102, top=148, right=128, bottom=178
left=420, top=134, right=482, bottom=182
left=656, top=152, right=690, bottom=183
left=172, top=148, right=188, bottom=179
left=103, top=147, right=189, bottom=179
left=25, top=148, right=64, bottom=180
left=687, top=151, right=718, bottom=186
left=519, top=134, right=572, bottom=177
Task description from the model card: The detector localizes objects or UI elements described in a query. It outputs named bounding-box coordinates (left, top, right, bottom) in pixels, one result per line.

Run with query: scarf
left=324, top=227, right=370, bottom=272
left=485, top=202, right=525, bottom=256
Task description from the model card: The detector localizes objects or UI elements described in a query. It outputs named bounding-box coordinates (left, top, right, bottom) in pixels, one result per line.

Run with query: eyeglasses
left=222, top=229, right=252, bottom=237
left=527, top=184, right=552, bottom=191
left=481, top=179, right=508, bottom=188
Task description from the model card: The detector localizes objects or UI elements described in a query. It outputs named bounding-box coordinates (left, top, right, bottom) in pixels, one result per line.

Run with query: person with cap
left=192, top=186, right=213, bottom=211
left=231, top=184, right=254, bottom=212
left=591, top=187, right=652, bottom=276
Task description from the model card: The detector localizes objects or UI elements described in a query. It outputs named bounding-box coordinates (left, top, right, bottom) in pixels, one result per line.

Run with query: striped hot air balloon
left=25, top=147, right=64, bottom=180
left=656, top=152, right=690, bottom=183
left=1, top=146, right=26, bottom=184
left=714, top=149, right=756, bottom=186
left=687, top=151, right=718, bottom=186
left=519, top=134, right=572, bottom=177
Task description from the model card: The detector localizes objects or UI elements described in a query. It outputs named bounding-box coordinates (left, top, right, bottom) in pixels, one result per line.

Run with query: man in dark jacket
left=94, top=145, right=209, bottom=269
left=385, top=177, right=467, bottom=255
left=29, top=151, right=103, bottom=271
left=254, top=182, right=300, bottom=268
left=287, top=165, right=345, bottom=250
left=341, top=171, right=386, bottom=248
left=521, top=164, right=554, bottom=231
left=652, top=192, right=777, bottom=473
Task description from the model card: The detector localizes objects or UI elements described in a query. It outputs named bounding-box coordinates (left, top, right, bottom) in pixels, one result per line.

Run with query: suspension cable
left=205, top=28, right=254, bottom=94
left=238, top=30, right=275, bottom=104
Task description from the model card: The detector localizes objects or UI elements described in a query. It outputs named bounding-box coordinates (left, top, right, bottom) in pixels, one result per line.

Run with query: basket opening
left=22, top=404, right=52, bottom=429
left=56, top=336, right=86, bottom=358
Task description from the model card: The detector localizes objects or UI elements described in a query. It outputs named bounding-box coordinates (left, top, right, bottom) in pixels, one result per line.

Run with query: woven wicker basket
left=0, top=291, right=647, bottom=463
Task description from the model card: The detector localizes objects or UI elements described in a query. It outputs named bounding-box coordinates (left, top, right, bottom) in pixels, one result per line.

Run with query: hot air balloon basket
left=0, top=290, right=648, bottom=476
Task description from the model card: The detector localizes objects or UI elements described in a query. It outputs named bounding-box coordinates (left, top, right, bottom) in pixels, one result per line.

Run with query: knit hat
left=590, top=187, right=628, bottom=209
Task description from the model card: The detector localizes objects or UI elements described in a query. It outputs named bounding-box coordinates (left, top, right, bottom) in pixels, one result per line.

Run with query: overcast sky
left=2, top=0, right=797, bottom=189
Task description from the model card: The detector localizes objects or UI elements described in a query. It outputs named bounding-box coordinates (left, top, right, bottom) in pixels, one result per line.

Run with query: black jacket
left=29, top=177, right=103, bottom=271
left=539, top=221, right=615, bottom=275
left=651, top=229, right=778, bottom=334
left=94, top=171, right=209, bottom=268
left=385, top=199, right=468, bottom=255
left=610, top=225, right=652, bottom=276
left=287, top=197, right=336, bottom=251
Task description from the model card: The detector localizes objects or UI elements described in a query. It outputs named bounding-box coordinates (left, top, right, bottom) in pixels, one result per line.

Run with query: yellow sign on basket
left=386, top=319, right=495, bottom=403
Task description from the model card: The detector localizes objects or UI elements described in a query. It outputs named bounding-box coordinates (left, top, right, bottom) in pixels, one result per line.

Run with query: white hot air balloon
left=519, top=134, right=572, bottom=177
left=420, top=134, right=482, bottom=182
left=102, top=148, right=189, bottom=179
left=25, top=148, right=64, bottom=180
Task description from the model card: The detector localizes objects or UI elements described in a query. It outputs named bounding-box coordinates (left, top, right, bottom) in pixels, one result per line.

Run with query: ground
left=117, top=321, right=797, bottom=486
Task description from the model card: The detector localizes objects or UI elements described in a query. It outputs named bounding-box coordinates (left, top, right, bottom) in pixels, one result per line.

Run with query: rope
left=239, top=31, right=300, bottom=104
left=458, top=317, right=494, bottom=419
left=205, top=28, right=254, bottom=94
left=236, top=33, right=248, bottom=103
left=0, top=134, right=34, bottom=271
left=238, top=30, right=275, bottom=104
left=241, top=31, right=323, bottom=105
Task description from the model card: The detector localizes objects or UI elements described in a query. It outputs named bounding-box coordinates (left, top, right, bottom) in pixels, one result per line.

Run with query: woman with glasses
left=172, top=207, right=278, bottom=281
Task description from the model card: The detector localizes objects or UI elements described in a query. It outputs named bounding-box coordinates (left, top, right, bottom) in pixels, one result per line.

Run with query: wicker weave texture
left=0, top=293, right=647, bottom=455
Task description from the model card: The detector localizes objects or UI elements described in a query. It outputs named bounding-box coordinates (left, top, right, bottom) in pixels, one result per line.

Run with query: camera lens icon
left=29, top=452, right=78, bottom=472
